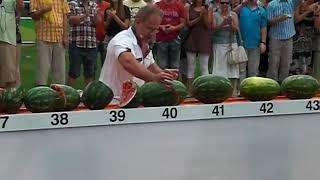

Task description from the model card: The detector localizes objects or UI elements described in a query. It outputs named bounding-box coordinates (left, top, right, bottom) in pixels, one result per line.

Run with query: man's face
left=136, top=13, right=161, bottom=42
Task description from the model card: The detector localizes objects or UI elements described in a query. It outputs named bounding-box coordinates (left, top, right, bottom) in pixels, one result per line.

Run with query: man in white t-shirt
left=99, top=5, right=178, bottom=97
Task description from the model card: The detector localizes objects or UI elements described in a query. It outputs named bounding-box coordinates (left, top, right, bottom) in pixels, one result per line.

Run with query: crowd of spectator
left=1, top=0, right=320, bottom=97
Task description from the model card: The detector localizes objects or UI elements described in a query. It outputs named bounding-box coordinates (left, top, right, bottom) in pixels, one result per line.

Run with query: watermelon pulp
left=119, top=80, right=138, bottom=107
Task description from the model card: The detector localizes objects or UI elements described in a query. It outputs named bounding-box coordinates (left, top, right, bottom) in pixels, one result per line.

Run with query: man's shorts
left=68, top=45, right=97, bottom=79
left=0, top=42, right=17, bottom=87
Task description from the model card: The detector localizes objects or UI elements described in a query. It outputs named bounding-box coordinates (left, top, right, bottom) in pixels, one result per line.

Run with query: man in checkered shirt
left=30, top=0, right=70, bottom=86
left=68, top=0, right=103, bottom=87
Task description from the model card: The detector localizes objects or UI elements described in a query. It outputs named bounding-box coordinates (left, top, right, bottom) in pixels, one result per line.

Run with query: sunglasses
left=220, top=2, right=230, bottom=4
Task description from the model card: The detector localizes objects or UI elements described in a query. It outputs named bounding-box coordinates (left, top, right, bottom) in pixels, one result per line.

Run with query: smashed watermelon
left=119, top=80, right=142, bottom=108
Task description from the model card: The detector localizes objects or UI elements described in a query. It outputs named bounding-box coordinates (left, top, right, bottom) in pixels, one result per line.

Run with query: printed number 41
left=0, top=116, right=9, bottom=128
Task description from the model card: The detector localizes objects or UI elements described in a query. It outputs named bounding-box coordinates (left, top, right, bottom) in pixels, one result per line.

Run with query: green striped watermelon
left=240, top=77, right=280, bottom=101
left=81, top=81, right=114, bottom=110
left=140, top=80, right=188, bottom=107
left=24, top=86, right=66, bottom=113
left=192, top=75, right=232, bottom=104
left=281, top=75, right=320, bottom=99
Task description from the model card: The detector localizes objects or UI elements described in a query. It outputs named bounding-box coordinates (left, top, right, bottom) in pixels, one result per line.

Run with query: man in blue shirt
left=266, top=0, right=301, bottom=82
left=234, top=0, right=267, bottom=81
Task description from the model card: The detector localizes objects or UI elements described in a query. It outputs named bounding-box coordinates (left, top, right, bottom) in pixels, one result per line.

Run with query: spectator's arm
left=30, top=8, right=51, bottom=20
left=294, top=5, right=313, bottom=23
left=16, top=0, right=24, bottom=12
left=233, top=2, right=245, bottom=14
left=187, top=6, right=201, bottom=27
left=68, top=1, right=85, bottom=26
left=268, top=15, right=289, bottom=26
left=172, top=17, right=186, bottom=31
left=260, top=26, right=267, bottom=43
left=231, top=13, right=239, bottom=32
left=69, top=15, right=86, bottom=25
left=62, top=1, right=70, bottom=39
left=110, top=14, right=130, bottom=29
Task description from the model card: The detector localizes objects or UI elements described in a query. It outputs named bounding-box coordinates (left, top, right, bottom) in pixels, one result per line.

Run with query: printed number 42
left=0, top=116, right=9, bottom=128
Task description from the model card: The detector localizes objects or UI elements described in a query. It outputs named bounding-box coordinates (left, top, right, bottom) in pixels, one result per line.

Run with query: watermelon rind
left=281, top=75, right=320, bottom=99
left=51, top=84, right=81, bottom=111
left=192, top=75, right=233, bottom=104
left=122, top=87, right=142, bottom=108
left=24, top=86, right=66, bottom=113
left=81, top=81, right=114, bottom=110
left=240, top=77, right=280, bottom=101
left=0, top=87, right=25, bottom=114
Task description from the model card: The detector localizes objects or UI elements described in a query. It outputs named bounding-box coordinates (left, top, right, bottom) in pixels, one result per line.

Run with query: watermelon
left=192, top=75, right=232, bottom=104
left=140, top=80, right=188, bottom=107
left=281, top=75, right=320, bottom=99
left=240, top=77, right=281, bottom=101
left=81, top=81, right=114, bottom=110
left=0, top=87, right=25, bottom=114
left=24, top=86, right=66, bottom=113
left=50, top=84, right=81, bottom=111
left=119, top=80, right=142, bottom=108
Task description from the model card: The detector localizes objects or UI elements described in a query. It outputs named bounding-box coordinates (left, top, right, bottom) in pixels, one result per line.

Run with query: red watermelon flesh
left=119, top=80, right=137, bottom=107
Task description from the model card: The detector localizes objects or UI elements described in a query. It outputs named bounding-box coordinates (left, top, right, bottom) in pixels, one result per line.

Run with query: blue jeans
left=155, top=39, right=181, bottom=69
left=68, top=45, right=97, bottom=79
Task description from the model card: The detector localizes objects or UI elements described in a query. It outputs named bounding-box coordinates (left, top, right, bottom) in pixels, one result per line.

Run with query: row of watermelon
left=0, top=75, right=319, bottom=114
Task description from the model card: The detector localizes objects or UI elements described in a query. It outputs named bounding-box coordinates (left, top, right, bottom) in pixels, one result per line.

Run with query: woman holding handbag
left=211, top=0, right=240, bottom=97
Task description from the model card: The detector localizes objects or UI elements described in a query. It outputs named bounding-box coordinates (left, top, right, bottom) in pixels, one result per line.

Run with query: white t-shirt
left=99, top=27, right=155, bottom=97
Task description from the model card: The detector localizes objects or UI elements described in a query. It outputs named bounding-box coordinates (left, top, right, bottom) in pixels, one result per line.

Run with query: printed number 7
left=0, top=116, right=9, bottom=129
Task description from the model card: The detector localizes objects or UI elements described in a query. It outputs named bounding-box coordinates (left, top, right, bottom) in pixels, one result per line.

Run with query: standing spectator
left=177, top=0, right=190, bottom=92
left=104, top=0, right=130, bottom=48
left=99, top=5, right=178, bottom=97
left=311, top=1, right=320, bottom=80
left=16, top=11, right=22, bottom=86
left=68, top=0, right=102, bottom=86
left=96, top=0, right=110, bottom=66
left=234, top=0, right=267, bottom=81
left=0, top=0, right=23, bottom=88
left=211, top=0, right=240, bottom=97
left=290, top=0, right=315, bottom=75
left=124, top=0, right=146, bottom=25
left=155, top=0, right=186, bottom=69
left=184, top=0, right=211, bottom=93
left=30, top=0, right=70, bottom=86
left=266, top=0, right=302, bottom=83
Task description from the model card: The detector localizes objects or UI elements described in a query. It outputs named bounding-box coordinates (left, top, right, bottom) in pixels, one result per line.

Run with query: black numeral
left=0, top=116, right=9, bottom=128
left=51, top=113, right=69, bottom=126
left=162, top=108, right=178, bottom=119
left=260, top=103, right=274, bottom=113
left=212, top=105, right=224, bottom=116
left=306, top=100, right=320, bottom=111
left=109, top=110, right=126, bottom=122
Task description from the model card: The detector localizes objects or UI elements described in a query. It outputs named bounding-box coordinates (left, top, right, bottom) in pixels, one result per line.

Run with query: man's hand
left=153, top=71, right=176, bottom=85
left=41, top=5, right=52, bottom=13
left=278, top=14, right=290, bottom=22
left=163, top=69, right=179, bottom=80
left=260, top=43, right=266, bottom=54
left=62, top=36, right=68, bottom=48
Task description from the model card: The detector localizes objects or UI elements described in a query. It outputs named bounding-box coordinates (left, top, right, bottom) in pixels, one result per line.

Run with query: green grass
left=20, top=45, right=102, bottom=90
left=20, top=19, right=36, bottom=42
